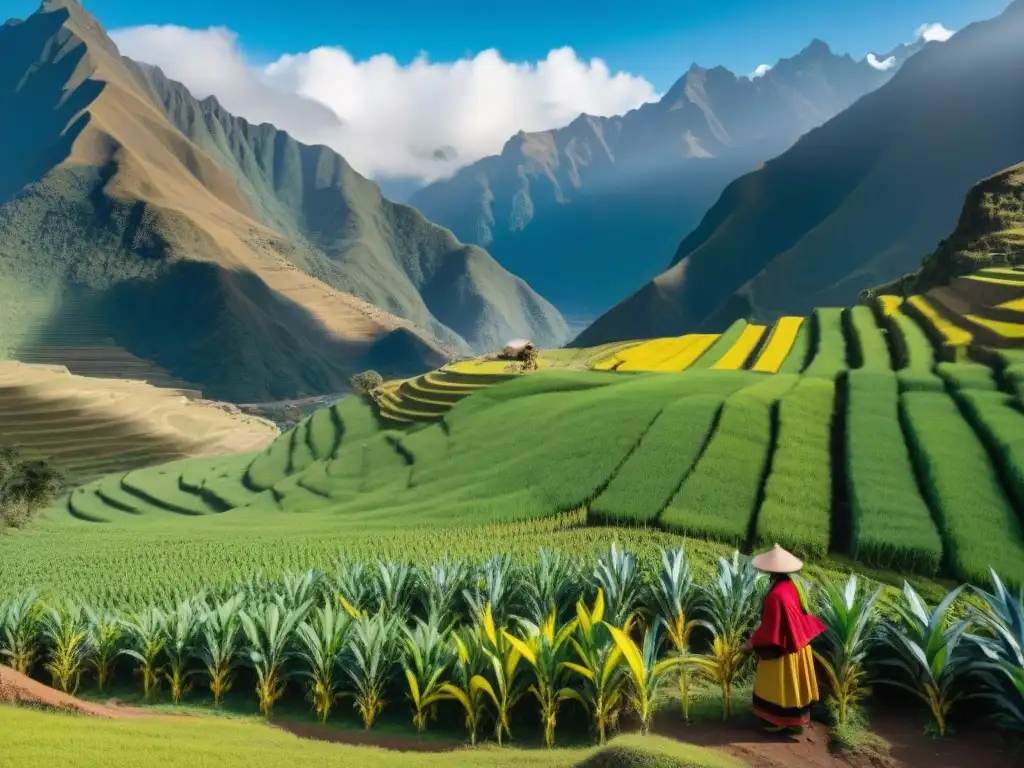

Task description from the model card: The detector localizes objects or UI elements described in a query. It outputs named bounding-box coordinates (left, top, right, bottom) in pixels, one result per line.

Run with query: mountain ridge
left=0, top=0, right=566, bottom=400
left=575, top=0, right=1024, bottom=346
left=408, top=39, right=904, bottom=318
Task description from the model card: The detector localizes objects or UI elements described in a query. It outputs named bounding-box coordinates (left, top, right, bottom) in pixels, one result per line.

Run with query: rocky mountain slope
left=576, top=0, right=1024, bottom=346
left=0, top=0, right=566, bottom=401
left=409, top=41, right=901, bottom=318
left=875, top=161, right=1024, bottom=296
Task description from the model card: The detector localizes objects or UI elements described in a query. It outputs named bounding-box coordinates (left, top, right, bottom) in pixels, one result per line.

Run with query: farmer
left=740, top=544, right=826, bottom=733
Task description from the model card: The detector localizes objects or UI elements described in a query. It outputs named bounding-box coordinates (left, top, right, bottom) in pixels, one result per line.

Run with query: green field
left=0, top=707, right=739, bottom=768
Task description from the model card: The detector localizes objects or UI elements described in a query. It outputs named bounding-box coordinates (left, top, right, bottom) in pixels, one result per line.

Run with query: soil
left=2, top=665, right=1020, bottom=767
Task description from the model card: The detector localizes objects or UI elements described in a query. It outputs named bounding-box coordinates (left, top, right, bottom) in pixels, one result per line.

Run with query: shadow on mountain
left=17, top=261, right=444, bottom=402
left=0, top=7, right=103, bottom=205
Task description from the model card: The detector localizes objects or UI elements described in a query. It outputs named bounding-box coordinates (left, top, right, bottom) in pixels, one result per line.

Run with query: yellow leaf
left=562, top=661, right=595, bottom=681
left=483, top=604, right=498, bottom=648
left=592, top=588, right=605, bottom=624
left=606, top=623, right=645, bottom=691
left=404, top=668, right=421, bottom=707
left=503, top=632, right=537, bottom=667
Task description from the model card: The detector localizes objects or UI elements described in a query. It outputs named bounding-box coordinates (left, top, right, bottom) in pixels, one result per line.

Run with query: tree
left=350, top=370, right=384, bottom=395
left=521, top=346, right=540, bottom=371
left=1, top=446, right=65, bottom=528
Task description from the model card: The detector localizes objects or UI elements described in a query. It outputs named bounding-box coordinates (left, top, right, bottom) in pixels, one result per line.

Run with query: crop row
left=751, top=316, right=806, bottom=373
left=660, top=374, right=798, bottom=545
left=802, top=308, right=848, bottom=379
left=901, top=391, right=1024, bottom=587
left=845, top=371, right=943, bottom=574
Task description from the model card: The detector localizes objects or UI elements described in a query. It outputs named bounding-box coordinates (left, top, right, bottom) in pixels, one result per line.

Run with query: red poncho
left=749, top=578, right=826, bottom=654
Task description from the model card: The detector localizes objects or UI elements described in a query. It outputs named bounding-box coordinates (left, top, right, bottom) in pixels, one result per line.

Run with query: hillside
left=409, top=42, right=900, bottom=319
left=874, top=161, right=1024, bottom=295
left=0, top=361, right=277, bottom=483
left=576, top=0, right=1024, bottom=347
left=0, top=0, right=566, bottom=402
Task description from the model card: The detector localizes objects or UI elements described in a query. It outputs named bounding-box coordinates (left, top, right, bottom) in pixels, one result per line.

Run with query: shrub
left=350, top=370, right=384, bottom=394
left=0, top=446, right=65, bottom=528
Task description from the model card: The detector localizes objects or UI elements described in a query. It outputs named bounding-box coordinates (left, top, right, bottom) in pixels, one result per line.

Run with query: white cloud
left=866, top=53, right=897, bottom=71
left=751, top=64, right=772, bottom=78
left=915, top=22, right=955, bottom=42
left=110, top=25, right=658, bottom=183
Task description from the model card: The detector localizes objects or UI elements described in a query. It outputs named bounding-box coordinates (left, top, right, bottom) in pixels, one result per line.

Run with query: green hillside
left=575, top=0, right=1024, bottom=347
left=6, top=273, right=1024, bottom=604
left=409, top=44, right=896, bottom=319
left=0, top=0, right=566, bottom=401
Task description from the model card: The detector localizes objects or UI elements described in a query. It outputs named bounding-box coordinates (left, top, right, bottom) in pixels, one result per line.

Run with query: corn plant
left=343, top=612, right=398, bottom=729
left=477, top=603, right=528, bottom=745
left=593, top=544, right=643, bottom=627
left=40, top=602, right=91, bottom=694
left=295, top=598, right=352, bottom=722
left=695, top=552, right=763, bottom=719
left=606, top=620, right=678, bottom=733
left=278, top=570, right=321, bottom=610
left=440, top=625, right=492, bottom=745
left=464, top=554, right=518, bottom=626
left=521, top=549, right=579, bottom=625
left=196, top=594, right=244, bottom=707
left=878, top=583, right=971, bottom=736
left=504, top=612, right=581, bottom=747
left=1, top=591, right=41, bottom=674
left=120, top=606, right=167, bottom=700
left=84, top=605, right=122, bottom=693
left=564, top=590, right=626, bottom=744
left=423, top=556, right=468, bottom=626
left=333, top=560, right=371, bottom=614
left=239, top=599, right=310, bottom=716
left=401, top=615, right=452, bottom=732
left=163, top=599, right=201, bottom=703
left=373, top=561, right=418, bottom=617
left=813, top=575, right=882, bottom=726
left=648, top=547, right=701, bottom=722
left=968, top=571, right=1024, bottom=732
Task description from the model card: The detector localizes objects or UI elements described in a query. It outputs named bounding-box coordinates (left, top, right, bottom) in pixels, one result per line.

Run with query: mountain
left=0, top=0, right=567, bottom=402
left=408, top=41, right=901, bottom=320
left=575, top=0, right=1024, bottom=347
left=874, top=161, right=1024, bottom=295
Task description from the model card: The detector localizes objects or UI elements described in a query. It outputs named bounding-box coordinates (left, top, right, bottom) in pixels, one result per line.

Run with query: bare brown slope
left=0, top=1, right=450, bottom=399
left=575, top=0, right=1024, bottom=346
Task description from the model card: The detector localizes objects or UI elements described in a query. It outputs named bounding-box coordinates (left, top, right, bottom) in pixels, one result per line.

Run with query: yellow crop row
left=613, top=338, right=686, bottom=371
left=650, top=335, right=720, bottom=371
left=965, top=275, right=1023, bottom=288
left=878, top=296, right=904, bottom=316
left=996, top=297, right=1024, bottom=311
left=752, top=317, right=804, bottom=373
left=965, top=314, right=1024, bottom=339
left=907, top=295, right=973, bottom=346
left=712, top=324, right=767, bottom=370
left=446, top=360, right=528, bottom=374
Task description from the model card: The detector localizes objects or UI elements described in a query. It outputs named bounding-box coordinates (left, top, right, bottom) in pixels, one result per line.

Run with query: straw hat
left=751, top=544, right=803, bottom=574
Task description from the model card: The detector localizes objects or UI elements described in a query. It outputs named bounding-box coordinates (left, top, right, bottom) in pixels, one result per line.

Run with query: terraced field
left=4, top=268, right=1024, bottom=603
left=0, top=362, right=277, bottom=483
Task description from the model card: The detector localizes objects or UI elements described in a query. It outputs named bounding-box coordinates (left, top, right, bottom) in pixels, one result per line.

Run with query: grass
left=0, top=706, right=740, bottom=768
left=846, top=306, right=890, bottom=370
left=686, top=320, right=748, bottom=371
left=845, top=371, right=943, bottom=575
left=803, top=308, right=848, bottom=380
left=901, top=391, right=1024, bottom=588
left=754, top=377, right=834, bottom=559
left=660, top=374, right=798, bottom=545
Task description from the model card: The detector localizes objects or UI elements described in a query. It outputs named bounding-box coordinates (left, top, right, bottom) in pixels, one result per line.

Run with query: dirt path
left=2, top=665, right=1020, bottom=767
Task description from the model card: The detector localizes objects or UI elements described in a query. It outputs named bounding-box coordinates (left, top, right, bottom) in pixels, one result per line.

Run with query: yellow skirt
left=752, top=644, right=819, bottom=727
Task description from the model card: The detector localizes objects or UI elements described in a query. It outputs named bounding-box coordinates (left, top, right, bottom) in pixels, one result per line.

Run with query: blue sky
left=19, top=0, right=1012, bottom=90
